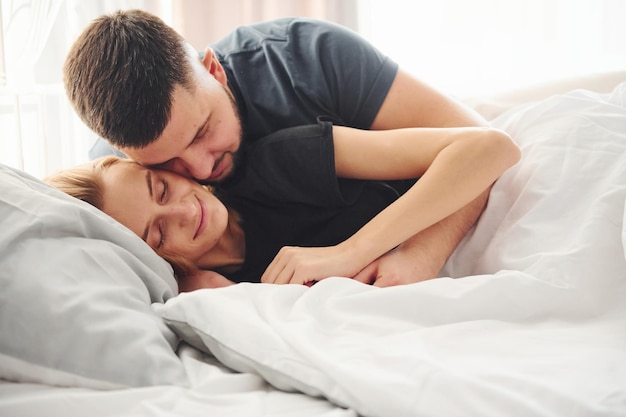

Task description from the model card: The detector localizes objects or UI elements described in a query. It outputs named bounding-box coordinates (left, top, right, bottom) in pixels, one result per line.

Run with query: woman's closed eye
left=159, top=179, right=169, bottom=203
left=157, top=221, right=166, bottom=249
left=156, top=179, right=169, bottom=248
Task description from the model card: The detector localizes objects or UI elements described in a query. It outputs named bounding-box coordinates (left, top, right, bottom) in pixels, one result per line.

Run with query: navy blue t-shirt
left=212, top=17, right=399, bottom=142
left=89, top=18, right=398, bottom=158
left=215, top=122, right=415, bottom=283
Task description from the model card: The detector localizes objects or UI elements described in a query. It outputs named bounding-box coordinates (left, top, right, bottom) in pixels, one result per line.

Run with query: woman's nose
left=164, top=199, right=195, bottom=225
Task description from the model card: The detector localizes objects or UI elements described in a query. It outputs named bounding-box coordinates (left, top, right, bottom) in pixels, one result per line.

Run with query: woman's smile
left=195, top=195, right=207, bottom=239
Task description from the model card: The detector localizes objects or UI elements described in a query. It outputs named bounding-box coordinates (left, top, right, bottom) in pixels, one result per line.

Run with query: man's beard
left=199, top=150, right=240, bottom=186
left=199, top=84, right=243, bottom=186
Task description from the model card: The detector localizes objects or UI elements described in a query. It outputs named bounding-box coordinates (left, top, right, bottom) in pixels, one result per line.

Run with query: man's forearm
left=397, top=188, right=490, bottom=277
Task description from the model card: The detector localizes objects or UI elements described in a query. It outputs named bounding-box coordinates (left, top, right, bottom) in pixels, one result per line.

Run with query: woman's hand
left=260, top=245, right=361, bottom=285
left=178, top=269, right=235, bottom=292
left=260, top=240, right=441, bottom=287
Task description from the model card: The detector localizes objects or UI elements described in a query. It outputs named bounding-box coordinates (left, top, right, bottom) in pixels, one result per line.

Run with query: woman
left=45, top=122, right=520, bottom=290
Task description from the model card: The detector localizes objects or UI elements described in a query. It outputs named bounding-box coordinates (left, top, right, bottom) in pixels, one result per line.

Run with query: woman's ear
left=201, top=47, right=228, bottom=86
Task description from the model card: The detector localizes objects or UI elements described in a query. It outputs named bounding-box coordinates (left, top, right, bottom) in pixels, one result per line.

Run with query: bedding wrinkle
left=5, top=82, right=626, bottom=417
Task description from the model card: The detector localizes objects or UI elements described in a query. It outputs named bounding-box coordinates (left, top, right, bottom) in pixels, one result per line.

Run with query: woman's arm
left=260, top=125, right=520, bottom=285
left=369, top=69, right=492, bottom=283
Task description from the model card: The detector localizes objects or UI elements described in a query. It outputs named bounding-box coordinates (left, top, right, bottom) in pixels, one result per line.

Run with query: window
left=2, top=0, right=624, bottom=177
left=358, top=0, right=626, bottom=97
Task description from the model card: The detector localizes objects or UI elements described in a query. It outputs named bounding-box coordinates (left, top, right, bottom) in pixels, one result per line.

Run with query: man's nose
left=181, top=151, right=214, bottom=182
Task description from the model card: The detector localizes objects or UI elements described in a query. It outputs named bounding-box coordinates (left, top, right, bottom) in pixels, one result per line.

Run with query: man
left=63, top=9, right=489, bottom=286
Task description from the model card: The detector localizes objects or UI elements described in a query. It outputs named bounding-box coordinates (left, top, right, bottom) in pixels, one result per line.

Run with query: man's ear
left=201, top=47, right=227, bottom=86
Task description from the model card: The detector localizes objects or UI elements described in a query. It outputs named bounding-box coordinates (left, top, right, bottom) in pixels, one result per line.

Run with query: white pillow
left=0, top=164, right=188, bottom=388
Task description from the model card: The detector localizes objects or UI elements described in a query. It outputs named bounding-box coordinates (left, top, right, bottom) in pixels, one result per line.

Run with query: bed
left=1, top=75, right=626, bottom=417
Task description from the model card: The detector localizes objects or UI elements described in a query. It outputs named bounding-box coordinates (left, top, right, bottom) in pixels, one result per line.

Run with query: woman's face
left=101, top=160, right=229, bottom=264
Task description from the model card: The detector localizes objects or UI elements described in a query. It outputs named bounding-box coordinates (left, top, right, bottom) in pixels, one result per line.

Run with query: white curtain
left=0, top=0, right=168, bottom=178
left=1, top=0, right=625, bottom=178
left=1, top=0, right=66, bottom=179
left=171, top=0, right=359, bottom=51
left=0, top=0, right=357, bottom=178
left=358, top=0, right=626, bottom=98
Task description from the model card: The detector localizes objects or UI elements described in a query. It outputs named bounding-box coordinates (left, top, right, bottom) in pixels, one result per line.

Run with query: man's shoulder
left=209, top=17, right=292, bottom=55
left=211, top=17, right=347, bottom=57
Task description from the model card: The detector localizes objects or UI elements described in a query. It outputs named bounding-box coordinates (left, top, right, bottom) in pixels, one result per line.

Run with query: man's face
left=120, top=57, right=242, bottom=184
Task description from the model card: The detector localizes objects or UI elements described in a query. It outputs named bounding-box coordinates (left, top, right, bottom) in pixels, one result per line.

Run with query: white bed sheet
left=1, top=82, right=625, bottom=417
left=0, top=346, right=355, bottom=417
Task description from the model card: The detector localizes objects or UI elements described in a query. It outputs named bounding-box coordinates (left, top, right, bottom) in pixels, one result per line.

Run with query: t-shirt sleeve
left=288, top=18, right=398, bottom=128
left=212, top=18, right=398, bottom=139
left=230, top=121, right=365, bottom=208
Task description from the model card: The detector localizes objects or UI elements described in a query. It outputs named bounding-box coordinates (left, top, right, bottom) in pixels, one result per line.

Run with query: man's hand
left=353, top=244, right=440, bottom=287
left=353, top=191, right=489, bottom=287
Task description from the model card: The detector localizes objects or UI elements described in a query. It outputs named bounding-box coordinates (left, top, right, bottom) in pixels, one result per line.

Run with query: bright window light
left=358, top=0, right=626, bottom=97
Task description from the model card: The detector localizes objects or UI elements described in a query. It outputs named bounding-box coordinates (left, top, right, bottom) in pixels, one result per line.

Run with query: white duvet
left=2, top=83, right=626, bottom=417
left=157, top=83, right=626, bottom=417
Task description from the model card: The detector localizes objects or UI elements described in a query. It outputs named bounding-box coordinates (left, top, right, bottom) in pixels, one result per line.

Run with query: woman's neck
left=197, top=208, right=245, bottom=272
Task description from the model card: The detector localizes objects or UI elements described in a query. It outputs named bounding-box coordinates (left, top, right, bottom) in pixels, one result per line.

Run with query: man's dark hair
left=63, top=9, right=195, bottom=148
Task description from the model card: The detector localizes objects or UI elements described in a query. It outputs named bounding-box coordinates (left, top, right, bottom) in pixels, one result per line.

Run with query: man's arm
left=369, top=69, right=490, bottom=280
left=353, top=193, right=488, bottom=285
left=371, top=69, right=488, bottom=129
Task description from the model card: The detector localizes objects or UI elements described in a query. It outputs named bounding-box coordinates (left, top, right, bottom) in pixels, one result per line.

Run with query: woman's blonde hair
left=44, top=156, right=196, bottom=279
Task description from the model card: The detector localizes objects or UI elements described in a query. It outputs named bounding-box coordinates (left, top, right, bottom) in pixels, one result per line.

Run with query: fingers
left=261, top=245, right=353, bottom=286
left=372, top=273, right=408, bottom=287
left=372, top=275, right=394, bottom=287
left=261, top=246, right=322, bottom=286
left=353, top=263, right=378, bottom=285
left=260, top=247, right=298, bottom=285
left=260, top=258, right=276, bottom=284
